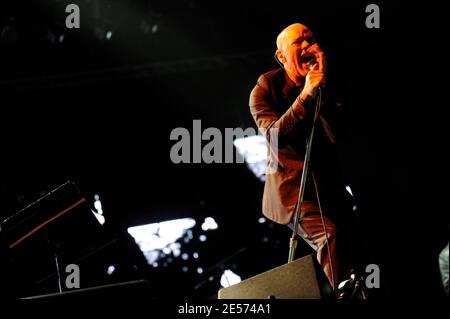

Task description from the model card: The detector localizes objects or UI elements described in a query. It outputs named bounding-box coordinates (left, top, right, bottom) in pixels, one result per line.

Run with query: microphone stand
left=288, top=87, right=322, bottom=263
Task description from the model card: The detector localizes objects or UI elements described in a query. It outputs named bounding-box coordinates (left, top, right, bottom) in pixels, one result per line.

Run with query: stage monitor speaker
left=218, top=254, right=334, bottom=299
left=19, top=279, right=152, bottom=304
left=1, top=181, right=106, bottom=297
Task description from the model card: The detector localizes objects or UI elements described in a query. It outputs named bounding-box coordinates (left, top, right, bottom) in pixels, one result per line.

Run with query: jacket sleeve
left=249, top=74, right=313, bottom=148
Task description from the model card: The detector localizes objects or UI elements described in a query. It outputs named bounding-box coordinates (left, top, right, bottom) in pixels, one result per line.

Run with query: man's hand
left=300, top=63, right=325, bottom=101
left=308, top=43, right=327, bottom=73
left=300, top=43, right=326, bottom=101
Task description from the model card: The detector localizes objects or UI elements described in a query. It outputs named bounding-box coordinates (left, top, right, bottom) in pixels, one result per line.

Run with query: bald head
left=276, top=23, right=311, bottom=51
left=275, top=23, right=321, bottom=85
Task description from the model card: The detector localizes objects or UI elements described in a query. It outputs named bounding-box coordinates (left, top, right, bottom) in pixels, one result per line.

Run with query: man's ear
left=275, top=49, right=285, bottom=63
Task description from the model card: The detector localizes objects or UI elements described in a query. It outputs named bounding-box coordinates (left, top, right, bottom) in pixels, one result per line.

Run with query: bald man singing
left=250, top=23, right=357, bottom=291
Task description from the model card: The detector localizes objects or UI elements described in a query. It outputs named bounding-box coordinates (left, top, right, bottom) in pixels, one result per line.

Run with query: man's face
left=278, top=25, right=317, bottom=80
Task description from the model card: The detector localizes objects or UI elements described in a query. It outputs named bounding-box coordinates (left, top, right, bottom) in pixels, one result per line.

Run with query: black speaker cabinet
left=1, top=181, right=106, bottom=297
left=218, top=254, right=334, bottom=299
left=19, top=279, right=152, bottom=303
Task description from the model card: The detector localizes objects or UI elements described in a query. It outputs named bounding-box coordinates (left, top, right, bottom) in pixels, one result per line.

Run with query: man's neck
left=285, top=70, right=303, bottom=88
left=286, top=70, right=303, bottom=87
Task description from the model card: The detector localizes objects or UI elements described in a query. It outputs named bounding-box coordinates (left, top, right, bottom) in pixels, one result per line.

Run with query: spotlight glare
left=107, top=265, right=115, bottom=275
left=173, top=248, right=181, bottom=257
left=92, top=210, right=105, bottom=225
left=233, top=135, right=267, bottom=182
left=127, top=218, right=196, bottom=265
left=345, top=185, right=354, bottom=196
left=94, top=200, right=102, bottom=210
left=220, top=270, right=241, bottom=288
left=201, top=217, right=218, bottom=231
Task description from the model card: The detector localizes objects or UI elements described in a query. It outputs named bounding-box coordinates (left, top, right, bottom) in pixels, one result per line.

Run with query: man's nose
left=301, top=41, right=311, bottom=51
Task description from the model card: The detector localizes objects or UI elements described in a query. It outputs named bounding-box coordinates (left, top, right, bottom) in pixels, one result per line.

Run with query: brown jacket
left=249, top=68, right=345, bottom=225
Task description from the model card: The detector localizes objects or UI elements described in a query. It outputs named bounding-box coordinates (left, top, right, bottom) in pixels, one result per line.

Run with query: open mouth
left=299, top=53, right=315, bottom=64
left=299, top=53, right=317, bottom=70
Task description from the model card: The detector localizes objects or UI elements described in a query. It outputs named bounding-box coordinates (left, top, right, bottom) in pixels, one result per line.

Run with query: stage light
left=197, top=267, right=204, bottom=274
left=201, top=217, right=218, bottom=231
left=92, top=211, right=105, bottom=225
left=193, top=252, right=199, bottom=259
left=220, top=270, right=241, bottom=288
left=139, top=15, right=160, bottom=35
left=182, top=253, right=189, bottom=260
left=233, top=135, right=267, bottom=182
left=258, top=217, right=266, bottom=224
left=170, top=242, right=181, bottom=257
left=199, top=234, right=207, bottom=242
left=94, top=27, right=114, bottom=41
left=94, top=194, right=103, bottom=213
left=91, top=193, right=105, bottom=225
left=127, top=217, right=196, bottom=265
left=345, top=185, right=353, bottom=196
left=107, top=265, right=115, bottom=275
left=345, top=185, right=358, bottom=211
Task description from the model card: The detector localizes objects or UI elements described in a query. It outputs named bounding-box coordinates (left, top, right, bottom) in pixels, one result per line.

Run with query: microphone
left=306, top=62, right=316, bottom=72
left=305, top=43, right=326, bottom=73
left=305, top=44, right=326, bottom=89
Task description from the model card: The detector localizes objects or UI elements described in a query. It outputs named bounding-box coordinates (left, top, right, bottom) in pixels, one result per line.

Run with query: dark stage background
left=0, top=0, right=448, bottom=301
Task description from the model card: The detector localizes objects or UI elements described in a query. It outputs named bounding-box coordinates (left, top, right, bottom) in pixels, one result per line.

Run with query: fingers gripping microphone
left=305, top=50, right=326, bottom=89
left=306, top=44, right=326, bottom=72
